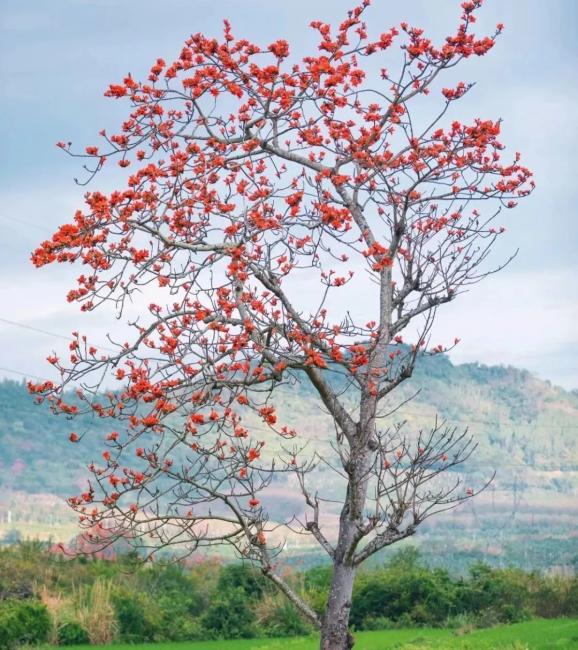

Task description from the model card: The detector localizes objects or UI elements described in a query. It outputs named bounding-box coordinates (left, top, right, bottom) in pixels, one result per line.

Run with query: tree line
left=1, top=543, right=577, bottom=649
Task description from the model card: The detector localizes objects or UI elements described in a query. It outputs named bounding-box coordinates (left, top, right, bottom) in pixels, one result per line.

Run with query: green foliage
left=302, top=565, right=331, bottom=615
left=0, top=543, right=577, bottom=645
left=351, top=549, right=458, bottom=628
left=461, top=564, right=534, bottom=623
left=135, top=562, right=206, bottom=641
left=201, top=587, right=256, bottom=640
left=0, top=600, right=50, bottom=649
left=56, top=621, right=89, bottom=646
left=112, top=588, right=160, bottom=642
left=216, top=563, right=267, bottom=602
left=262, top=600, right=313, bottom=637
left=0, top=543, right=38, bottom=600
left=345, top=549, right=578, bottom=631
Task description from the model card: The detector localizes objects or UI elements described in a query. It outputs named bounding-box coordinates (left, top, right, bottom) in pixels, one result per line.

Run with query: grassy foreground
left=53, top=618, right=578, bottom=650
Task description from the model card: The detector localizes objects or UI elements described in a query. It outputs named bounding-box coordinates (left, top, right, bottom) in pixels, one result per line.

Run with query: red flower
left=269, top=39, right=289, bottom=58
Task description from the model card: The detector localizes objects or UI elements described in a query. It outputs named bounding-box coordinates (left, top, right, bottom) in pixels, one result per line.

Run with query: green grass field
left=55, top=619, right=578, bottom=650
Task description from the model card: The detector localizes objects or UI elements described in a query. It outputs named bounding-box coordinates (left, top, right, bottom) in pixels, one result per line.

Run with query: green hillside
left=1, top=355, right=577, bottom=570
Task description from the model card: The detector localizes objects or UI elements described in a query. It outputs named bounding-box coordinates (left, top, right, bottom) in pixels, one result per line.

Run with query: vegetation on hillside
left=2, top=354, right=577, bottom=498
left=1, top=353, right=577, bottom=572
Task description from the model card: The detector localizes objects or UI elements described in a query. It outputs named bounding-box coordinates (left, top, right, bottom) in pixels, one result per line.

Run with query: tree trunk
left=320, top=562, right=356, bottom=649
left=320, top=442, right=373, bottom=649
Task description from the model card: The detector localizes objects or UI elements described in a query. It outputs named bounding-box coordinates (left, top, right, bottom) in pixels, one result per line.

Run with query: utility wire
left=0, top=317, right=74, bottom=343
left=1, top=318, right=577, bottom=430
left=0, top=213, right=54, bottom=233
left=0, top=366, right=49, bottom=381
left=0, top=317, right=117, bottom=353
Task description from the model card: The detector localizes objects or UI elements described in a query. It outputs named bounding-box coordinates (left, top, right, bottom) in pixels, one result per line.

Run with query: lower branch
left=261, top=564, right=321, bottom=629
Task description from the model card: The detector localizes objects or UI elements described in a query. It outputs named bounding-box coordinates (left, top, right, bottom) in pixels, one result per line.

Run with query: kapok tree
left=30, top=1, right=533, bottom=647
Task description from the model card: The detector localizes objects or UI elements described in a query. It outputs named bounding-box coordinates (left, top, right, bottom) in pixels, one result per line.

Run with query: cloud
left=433, top=268, right=578, bottom=389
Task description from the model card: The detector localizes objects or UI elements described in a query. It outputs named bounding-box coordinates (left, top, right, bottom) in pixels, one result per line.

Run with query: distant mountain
left=1, top=355, right=577, bottom=571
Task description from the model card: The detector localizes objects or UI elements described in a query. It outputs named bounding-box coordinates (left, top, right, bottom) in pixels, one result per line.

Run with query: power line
left=0, top=317, right=117, bottom=353
left=0, top=317, right=73, bottom=343
left=0, top=213, right=54, bottom=233
left=1, top=319, right=577, bottom=430
left=0, top=366, right=50, bottom=382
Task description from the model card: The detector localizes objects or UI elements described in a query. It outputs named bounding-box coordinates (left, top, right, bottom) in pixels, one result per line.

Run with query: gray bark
left=320, top=443, right=373, bottom=649
left=320, top=561, right=356, bottom=649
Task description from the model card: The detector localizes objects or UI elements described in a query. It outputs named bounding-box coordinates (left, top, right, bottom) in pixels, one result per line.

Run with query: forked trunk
left=320, top=562, right=356, bottom=649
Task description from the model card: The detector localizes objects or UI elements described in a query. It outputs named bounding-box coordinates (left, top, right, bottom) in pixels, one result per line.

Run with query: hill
left=0, top=355, right=577, bottom=571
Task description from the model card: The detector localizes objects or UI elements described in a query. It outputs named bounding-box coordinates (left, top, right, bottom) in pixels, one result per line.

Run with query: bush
left=57, top=621, right=90, bottom=646
left=201, top=587, right=256, bottom=639
left=112, top=588, right=160, bottom=642
left=351, top=550, right=457, bottom=628
left=255, top=592, right=313, bottom=637
left=461, top=564, right=534, bottom=624
left=216, top=563, right=267, bottom=602
left=133, top=561, right=207, bottom=641
left=0, top=542, right=577, bottom=645
left=303, top=565, right=331, bottom=616
left=0, top=599, right=51, bottom=650
left=0, top=544, right=38, bottom=601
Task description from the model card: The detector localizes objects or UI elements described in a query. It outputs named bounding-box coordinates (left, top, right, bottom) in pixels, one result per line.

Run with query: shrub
left=57, top=621, right=90, bottom=646
left=201, top=587, right=256, bottom=639
left=461, top=564, right=534, bottom=624
left=351, top=556, right=456, bottom=628
left=302, top=565, right=331, bottom=615
left=255, top=591, right=313, bottom=637
left=134, top=561, right=207, bottom=641
left=112, top=588, right=160, bottom=642
left=566, top=578, right=578, bottom=616
left=0, top=545, right=37, bottom=601
left=0, top=599, right=51, bottom=650
left=216, top=563, right=267, bottom=602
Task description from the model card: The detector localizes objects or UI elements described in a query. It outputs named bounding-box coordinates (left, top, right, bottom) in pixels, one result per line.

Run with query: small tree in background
left=31, top=1, right=533, bottom=647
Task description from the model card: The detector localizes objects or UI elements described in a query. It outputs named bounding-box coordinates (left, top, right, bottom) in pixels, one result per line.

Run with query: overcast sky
left=1, top=0, right=577, bottom=389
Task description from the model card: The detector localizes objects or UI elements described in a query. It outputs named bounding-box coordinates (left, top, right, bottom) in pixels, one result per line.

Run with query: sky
left=0, top=0, right=577, bottom=390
